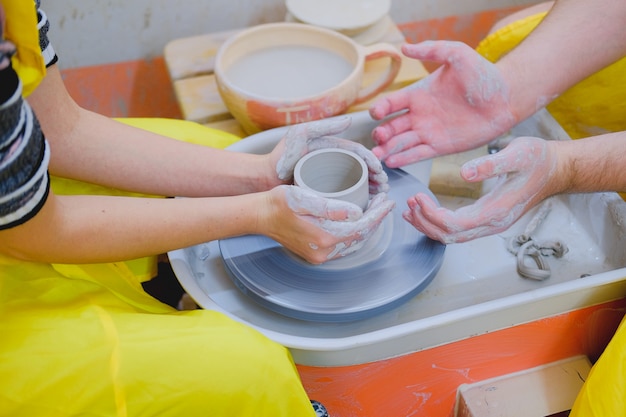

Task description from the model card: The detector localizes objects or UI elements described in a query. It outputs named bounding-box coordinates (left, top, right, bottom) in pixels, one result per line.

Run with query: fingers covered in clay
left=275, top=117, right=352, bottom=180
left=274, top=186, right=395, bottom=263
left=402, top=137, right=557, bottom=243
left=273, top=116, right=389, bottom=194
left=369, top=40, right=517, bottom=167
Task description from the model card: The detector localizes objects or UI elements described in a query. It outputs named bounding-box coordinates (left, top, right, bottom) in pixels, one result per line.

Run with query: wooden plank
left=164, top=29, right=238, bottom=81
left=172, top=74, right=229, bottom=124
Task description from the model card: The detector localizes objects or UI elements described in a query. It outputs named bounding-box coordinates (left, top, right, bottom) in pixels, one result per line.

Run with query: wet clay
left=225, top=45, right=354, bottom=99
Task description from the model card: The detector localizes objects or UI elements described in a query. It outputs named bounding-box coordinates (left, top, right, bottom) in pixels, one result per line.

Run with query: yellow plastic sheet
left=570, top=315, right=626, bottom=416
left=0, top=265, right=313, bottom=416
left=1, top=118, right=316, bottom=416
left=477, top=12, right=626, bottom=140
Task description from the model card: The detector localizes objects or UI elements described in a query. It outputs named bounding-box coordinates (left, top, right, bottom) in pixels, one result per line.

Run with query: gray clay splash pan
left=219, top=166, right=445, bottom=322
left=169, top=110, right=626, bottom=367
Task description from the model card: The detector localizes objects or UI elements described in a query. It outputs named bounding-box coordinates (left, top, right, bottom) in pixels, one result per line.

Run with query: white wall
left=44, top=0, right=541, bottom=69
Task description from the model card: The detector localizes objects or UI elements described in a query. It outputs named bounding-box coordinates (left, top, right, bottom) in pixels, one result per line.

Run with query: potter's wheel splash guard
left=218, top=167, right=446, bottom=322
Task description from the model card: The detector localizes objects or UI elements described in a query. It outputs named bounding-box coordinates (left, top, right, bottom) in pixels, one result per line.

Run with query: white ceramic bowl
left=214, top=22, right=401, bottom=135
left=286, top=0, right=391, bottom=36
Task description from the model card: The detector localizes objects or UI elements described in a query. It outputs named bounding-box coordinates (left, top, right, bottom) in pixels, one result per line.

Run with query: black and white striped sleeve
left=0, top=0, right=54, bottom=230
left=35, top=0, right=58, bottom=67
left=0, top=65, right=50, bottom=230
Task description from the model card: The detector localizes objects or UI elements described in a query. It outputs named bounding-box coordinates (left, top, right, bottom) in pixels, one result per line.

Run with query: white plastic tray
left=169, top=110, right=626, bottom=366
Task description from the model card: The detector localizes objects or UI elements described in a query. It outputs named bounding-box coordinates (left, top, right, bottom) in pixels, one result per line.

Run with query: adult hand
left=272, top=117, right=389, bottom=194
left=403, top=137, right=557, bottom=244
left=369, top=41, right=518, bottom=168
left=265, top=185, right=395, bottom=264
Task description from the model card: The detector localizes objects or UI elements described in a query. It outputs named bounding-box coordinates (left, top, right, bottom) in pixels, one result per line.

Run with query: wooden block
left=347, top=90, right=392, bottom=113
left=456, top=356, right=591, bottom=417
left=164, top=29, right=238, bottom=81
left=429, top=146, right=488, bottom=199
left=172, top=74, right=230, bottom=124
left=376, top=17, right=408, bottom=45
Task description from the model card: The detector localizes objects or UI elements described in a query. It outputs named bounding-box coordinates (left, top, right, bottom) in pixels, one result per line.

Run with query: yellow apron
left=477, top=13, right=626, bottom=416
left=476, top=12, right=626, bottom=140
left=569, top=315, right=626, bottom=416
left=0, top=117, right=316, bottom=417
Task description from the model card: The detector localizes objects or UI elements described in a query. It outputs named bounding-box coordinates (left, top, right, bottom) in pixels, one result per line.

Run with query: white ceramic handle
left=354, top=43, right=402, bottom=105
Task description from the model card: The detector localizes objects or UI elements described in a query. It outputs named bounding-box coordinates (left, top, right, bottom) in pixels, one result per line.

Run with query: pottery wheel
left=218, top=167, right=446, bottom=322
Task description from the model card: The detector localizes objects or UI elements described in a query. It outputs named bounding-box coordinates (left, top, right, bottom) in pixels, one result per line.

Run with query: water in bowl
left=225, top=45, right=354, bottom=99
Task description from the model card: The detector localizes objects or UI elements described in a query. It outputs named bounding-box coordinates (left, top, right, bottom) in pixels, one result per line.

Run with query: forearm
left=27, top=66, right=275, bottom=197
left=53, top=109, right=269, bottom=197
left=498, top=0, right=626, bottom=120
left=0, top=192, right=265, bottom=263
left=552, top=132, right=626, bottom=195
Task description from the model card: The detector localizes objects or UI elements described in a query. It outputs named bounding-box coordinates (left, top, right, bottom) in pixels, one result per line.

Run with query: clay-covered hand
left=368, top=41, right=518, bottom=168
left=265, top=185, right=395, bottom=264
left=403, top=137, right=557, bottom=244
left=272, top=117, right=389, bottom=194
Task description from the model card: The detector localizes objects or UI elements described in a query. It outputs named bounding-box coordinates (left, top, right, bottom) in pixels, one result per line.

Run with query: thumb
left=299, top=116, right=352, bottom=139
left=402, top=41, right=457, bottom=65
left=460, top=150, right=514, bottom=182
left=277, top=117, right=352, bottom=180
left=284, top=186, right=363, bottom=221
